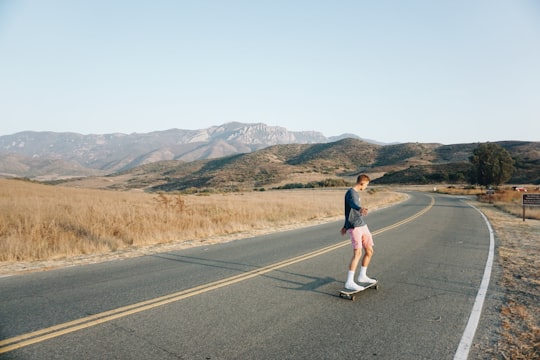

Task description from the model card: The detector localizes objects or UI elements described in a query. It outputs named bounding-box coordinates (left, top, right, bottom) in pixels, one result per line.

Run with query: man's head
left=355, top=174, right=370, bottom=191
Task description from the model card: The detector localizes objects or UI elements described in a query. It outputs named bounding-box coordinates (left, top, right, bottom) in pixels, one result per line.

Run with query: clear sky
left=1, top=1, right=539, bottom=144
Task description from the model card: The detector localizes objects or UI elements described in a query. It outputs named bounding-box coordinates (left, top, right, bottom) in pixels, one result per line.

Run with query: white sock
left=346, top=270, right=355, bottom=284
left=358, top=267, right=376, bottom=283
left=346, top=271, right=365, bottom=290
left=345, top=270, right=358, bottom=289
left=359, top=266, right=367, bottom=279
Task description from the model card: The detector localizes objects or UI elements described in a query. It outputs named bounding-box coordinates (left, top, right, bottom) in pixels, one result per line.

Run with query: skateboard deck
left=339, top=280, right=378, bottom=301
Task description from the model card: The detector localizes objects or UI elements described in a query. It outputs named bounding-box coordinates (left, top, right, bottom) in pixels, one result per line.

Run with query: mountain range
left=0, top=122, right=366, bottom=179
left=0, top=122, right=538, bottom=190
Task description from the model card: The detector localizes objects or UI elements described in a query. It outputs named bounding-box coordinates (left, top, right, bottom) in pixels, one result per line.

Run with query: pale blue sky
left=1, top=0, right=539, bottom=144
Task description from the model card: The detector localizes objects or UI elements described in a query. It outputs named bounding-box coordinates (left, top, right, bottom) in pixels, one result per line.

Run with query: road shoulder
left=468, top=202, right=540, bottom=359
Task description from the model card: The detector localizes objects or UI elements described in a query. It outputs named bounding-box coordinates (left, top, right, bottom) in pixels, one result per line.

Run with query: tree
left=469, top=143, right=514, bottom=186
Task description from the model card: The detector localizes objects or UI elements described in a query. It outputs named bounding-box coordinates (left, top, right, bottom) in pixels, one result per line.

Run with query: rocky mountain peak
left=0, top=122, right=360, bottom=179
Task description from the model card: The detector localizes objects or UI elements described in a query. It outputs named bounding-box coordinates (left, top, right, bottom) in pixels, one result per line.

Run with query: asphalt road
left=0, top=192, right=493, bottom=359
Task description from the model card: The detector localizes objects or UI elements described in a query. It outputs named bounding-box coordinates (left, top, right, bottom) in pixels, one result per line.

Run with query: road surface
left=0, top=192, right=493, bottom=359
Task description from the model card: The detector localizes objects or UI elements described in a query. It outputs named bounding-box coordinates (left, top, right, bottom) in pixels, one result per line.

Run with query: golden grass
left=438, top=185, right=540, bottom=220
left=0, top=179, right=403, bottom=263
left=484, top=190, right=540, bottom=221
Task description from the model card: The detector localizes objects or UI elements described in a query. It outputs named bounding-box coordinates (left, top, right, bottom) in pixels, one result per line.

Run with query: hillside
left=3, top=123, right=537, bottom=189
left=55, top=139, right=540, bottom=191
left=0, top=122, right=364, bottom=179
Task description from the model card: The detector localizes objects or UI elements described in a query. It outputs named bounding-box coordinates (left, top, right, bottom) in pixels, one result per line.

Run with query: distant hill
left=1, top=123, right=537, bottom=188
left=0, top=122, right=366, bottom=179
left=53, top=138, right=539, bottom=192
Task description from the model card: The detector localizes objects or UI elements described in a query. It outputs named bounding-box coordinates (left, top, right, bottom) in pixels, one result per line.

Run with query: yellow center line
left=1, top=195, right=434, bottom=354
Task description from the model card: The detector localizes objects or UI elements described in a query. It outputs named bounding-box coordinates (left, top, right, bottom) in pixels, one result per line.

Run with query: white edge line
left=454, top=204, right=495, bottom=360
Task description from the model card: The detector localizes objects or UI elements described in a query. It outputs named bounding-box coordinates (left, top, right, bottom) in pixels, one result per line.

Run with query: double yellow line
left=1, top=196, right=434, bottom=354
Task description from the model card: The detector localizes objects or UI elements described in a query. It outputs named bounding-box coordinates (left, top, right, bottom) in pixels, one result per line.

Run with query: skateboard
left=339, top=280, right=379, bottom=301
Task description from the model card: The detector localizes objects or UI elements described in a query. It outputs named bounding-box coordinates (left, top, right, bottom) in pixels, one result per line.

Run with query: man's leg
left=358, top=245, right=376, bottom=283
left=345, top=248, right=364, bottom=290
left=357, top=226, right=376, bottom=283
left=362, top=245, right=373, bottom=267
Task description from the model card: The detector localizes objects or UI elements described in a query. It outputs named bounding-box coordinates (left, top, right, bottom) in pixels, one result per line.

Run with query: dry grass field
left=0, top=178, right=403, bottom=266
left=485, top=190, right=540, bottom=221
left=439, top=185, right=540, bottom=220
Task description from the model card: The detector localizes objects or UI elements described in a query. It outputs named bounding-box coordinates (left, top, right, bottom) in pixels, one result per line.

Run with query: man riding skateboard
left=341, top=174, right=377, bottom=291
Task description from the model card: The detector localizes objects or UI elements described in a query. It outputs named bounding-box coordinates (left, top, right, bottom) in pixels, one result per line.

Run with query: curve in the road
left=7, top=194, right=496, bottom=357
left=453, top=204, right=495, bottom=360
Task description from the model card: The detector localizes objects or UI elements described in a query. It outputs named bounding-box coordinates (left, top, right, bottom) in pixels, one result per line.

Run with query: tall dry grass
left=478, top=188, right=540, bottom=220
left=0, top=179, right=402, bottom=262
left=437, top=185, right=540, bottom=220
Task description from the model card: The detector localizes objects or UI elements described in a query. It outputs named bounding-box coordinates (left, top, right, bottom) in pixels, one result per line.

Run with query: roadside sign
left=522, top=194, right=540, bottom=221
left=522, top=194, right=540, bottom=206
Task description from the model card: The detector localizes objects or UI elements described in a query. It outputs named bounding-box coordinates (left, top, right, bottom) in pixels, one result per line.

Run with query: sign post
left=522, top=194, right=540, bottom=221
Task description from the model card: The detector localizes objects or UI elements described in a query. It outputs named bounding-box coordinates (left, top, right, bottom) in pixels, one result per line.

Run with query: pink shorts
left=348, top=225, right=374, bottom=250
